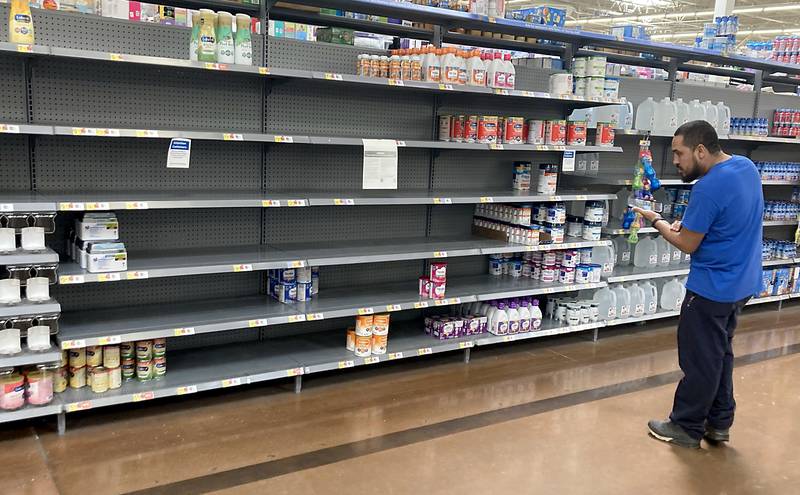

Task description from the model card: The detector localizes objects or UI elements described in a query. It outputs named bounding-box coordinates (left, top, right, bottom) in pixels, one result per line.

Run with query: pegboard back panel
left=438, top=93, right=565, bottom=121
left=674, top=82, right=756, bottom=117
left=751, top=144, right=800, bottom=162
left=171, top=328, right=260, bottom=351
left=0, top=55, right=27, bottom=123
left=268, top=36, right=384, bottom=73
left=0, top=6, right=263, bottom=64
left=428, top=204, right=475, bottom=237
left=756, top=92, right=800, bottom=119
left=618, top=77, right=672, bottom=108
left=51, top=272, right=260, bottom=311
left=0, top=136, right=31, bottom=191
left=513, top=65, right=559, bottom=93
left=34, top=137, right=262, bottom=190
left=263, top=205, right=428, bottom=243
left=596, top=134, right=666, bottom=178
left=440, top=254, right=488, bottom=278
left=265, top=145, right=429, bottom=191
left=266, top=79, right=432, bottom=139
left=431, top=150, right=561, bottom=190
left=31, top=58, right=262, bottom=130
left=261, top=310, right=420, bottom=340
left=319, top=260, right=424, bottom=290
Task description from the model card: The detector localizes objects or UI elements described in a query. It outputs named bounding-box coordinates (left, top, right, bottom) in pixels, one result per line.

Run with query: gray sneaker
left=648, top=419, right=701, bottom=449
left=704, top=425, right=730, bottom=444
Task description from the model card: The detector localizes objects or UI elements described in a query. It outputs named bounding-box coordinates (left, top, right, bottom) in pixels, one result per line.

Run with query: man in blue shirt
left=634, top=120, right=763, bottom=449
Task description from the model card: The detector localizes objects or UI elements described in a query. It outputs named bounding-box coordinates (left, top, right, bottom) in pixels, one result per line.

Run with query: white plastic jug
left=703, top=100, right=719, bottom=129
left=517, top=300, right=532, bottom=333
left=669, top=244, right=683, bottom=266
left=592, top=286, right=618, bottom=321
left=633, top=235, right=658, bottom=268
left=688, top=99, right=706, bottom=122
left=655, top=236, right=672, bottom=267
left=653, top=97, right=678, bottom=135
left=634, top=97, right=656, bottom=131
left=628, top=283, right=646, bottom=317
left=613, top=235, right=632, bottom=266
left=529, top=299, right=543, bottom=329
left=661, top=278, right=684, bottom=310
left=675, top=98, right=690, bottom=126
left=592, top=245, right=616, bottom=277
left=612, top=284, right=631, bottom=319
left=642, top=280, right=658, bottom=314
left=507, top=302, right=521, bottom=334
left=716, top=102, right=731, bottom=135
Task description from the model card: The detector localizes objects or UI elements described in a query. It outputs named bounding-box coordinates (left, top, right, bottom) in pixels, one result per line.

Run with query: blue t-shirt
left=681, top=155, right=763, bottom=303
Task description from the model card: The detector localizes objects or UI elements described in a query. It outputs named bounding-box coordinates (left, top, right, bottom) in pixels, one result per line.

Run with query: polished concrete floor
left=2, top=302, right=800, bottom=495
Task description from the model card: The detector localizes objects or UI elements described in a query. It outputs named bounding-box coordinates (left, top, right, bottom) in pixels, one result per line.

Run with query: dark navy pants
left=669, top=290, right=749, bottom=439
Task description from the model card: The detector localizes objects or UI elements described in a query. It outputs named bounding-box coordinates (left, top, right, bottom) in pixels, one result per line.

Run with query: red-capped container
left=429, top=262, right=447, bottom=282
left=597, top=122, right=615, bottom=147
left=545, top=120, right=566, bottom=146
left=477, top=116, right=499, bottom=143
left=438, top=115, right=452, bottom=141
left=527, top=119, right=545, bottom=144
left=464, top=115, right=478, bottom=143
left=450, top=115, right=465, bottom=142
left=566, top=120, right=587, bottom=146
left=504, top=117, right=525, bottom=144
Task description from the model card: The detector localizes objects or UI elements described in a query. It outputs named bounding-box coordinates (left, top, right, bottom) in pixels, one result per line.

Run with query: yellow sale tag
left=417, top=347, right=433, bottom=356
left=17, top=44, right=33, bottom=53
left=287, top=199, right=306, bottom=207
left=97, top=335, right=121, bottom=346
left=364, top=356, right=380, bottom=364
left=274, top=135, right=294, bottom=143
left=490, top=143, right=504, bottom=150
left=388, top=352, right=404, bottom=360
left=438, top=84, right=454, bottom=91
left=59, top=202, right=85, bottom=211
left=385, top=304, right=401, bottom=312
left=258, top=67, right=270, bottom=75
left=109, top=53, right=124, bottom=61
left=66, top=401, right=92, bottom=412
left=324, top=73, right=343, bottom=81
left=176, top=385, right=197, bottom=395
left=233, top=264, right=253, bottom=272
left=135, top=130, right=159, bottom=138
left=480, top=197, right=494, bottom=203
left=97, top=273, right=121, bottom=282
left=289, top=260, right=304, bottom=268
left=125, top=201, right=149, bottom=209
left=494, top=89, right=509, bottom=96
left=61, top=339, right=86, bottom=350
left=459, top=341, right=474, bottom=349
left=433, top=251, right=448, bottom=258
left=223, top=133, right=243, bottom=141
left=96, top=128, right=120, bottom=137
left=434, top=299, right=449, bottom=306
left=502, top=335, right=516, bottom=342
left=338, top=360, right=355, bottom=369
left=306, top=313, right=324, bottom=321
left=433, top=198, right=452, bottom=205
left=59, top=275, right=85, bottom=285
left=126, top=271, right=149, bottom=280
left=388, top=79, right=404, bottom=86
left=358, top=307, right=374, bottom=315
left=262, top=200, right=281, bottom=207
left=449, top=298, right=461, bottom=305
left=287, top=315, right=306, bottom=323
left=132, top=392, right=155, bottom=402
left=0, top=124, right=20, bottom=133
left=248, top=319, right=268, bottom=327
left=221, top=378, right=242, bottom=387
left=413, top=302, right=429, bottom=309
left=334, top=198, right=355, bottom=206
left=286, top=368, right=303, bottom=377
left=173, top=327, right=195, bottom=336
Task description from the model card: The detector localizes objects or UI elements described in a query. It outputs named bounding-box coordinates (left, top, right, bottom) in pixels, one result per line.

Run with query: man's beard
left=681, top=160, right=702, bottom=183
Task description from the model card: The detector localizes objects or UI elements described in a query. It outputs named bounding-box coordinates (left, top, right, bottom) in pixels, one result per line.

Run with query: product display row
left=763, top=239, right=797, bottom=261
left=346, top=314, right=391, bottom=357
left=0, top=363, right=58, bottom=410
left=437, top=115, right=615, bottom=146
left=635, top=97, right=731, bottom=136
left=756, top=162, right=800, bottom=182
left=63, top=339, right=166, bottom=395
left=764, top=201, right=800, bottom=221
left=426, top=296, right=543, bottom=339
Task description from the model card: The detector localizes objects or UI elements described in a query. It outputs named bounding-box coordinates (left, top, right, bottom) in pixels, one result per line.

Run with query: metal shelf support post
left=294, top=375, right=302, bottom=394
left=463, top=348, right=471, bottom=364
left=57, top=411, right=66, bottom=436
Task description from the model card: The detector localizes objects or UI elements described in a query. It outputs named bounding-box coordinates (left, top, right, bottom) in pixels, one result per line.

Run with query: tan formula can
left=354, top=334, right=372, bottom=357
left=91, top=367, right=109, bottom=394
left=68, top=348, right=86, bottom=368
left=438, top=115, right=452, bottom=141
left=108, top=367, right=122, bottom=390
left=68, top=366, right=86, bottom=389
left=137, top=360, right=154, bottom=382
left=135, top=340, right=153, bottom=361
left=120, top=342, right=135, bottom=359
left=103, top=345, right=120, bottom=369
left=85, top=346, right=103, bottom=367
left=153, top=338, right=167, bottom=358
left=121, top=358, right=136, bottom=380
left=154, top=356, right=167, bottom=378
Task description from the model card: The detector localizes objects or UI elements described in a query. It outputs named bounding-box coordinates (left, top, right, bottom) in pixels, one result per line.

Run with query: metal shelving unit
left=0, top=247, right=59, bottom=265
left=0, top=346, right=61, bottom=368
left=0, top=301, right=61, bottom=319
left=2, top=1, right=800, bottom=432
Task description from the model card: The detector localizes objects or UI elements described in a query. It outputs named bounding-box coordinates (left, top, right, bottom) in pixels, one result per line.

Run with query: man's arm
left=632, top=207, right=705, bottom=254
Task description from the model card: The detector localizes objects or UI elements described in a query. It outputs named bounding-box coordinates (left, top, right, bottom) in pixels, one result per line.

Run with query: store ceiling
left=506, top=1, right=800, bottom=44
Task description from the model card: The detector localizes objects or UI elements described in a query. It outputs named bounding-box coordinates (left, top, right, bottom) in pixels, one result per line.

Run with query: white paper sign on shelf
left=562, top=150, right=576, bottom=172
left=167, top=138, right=191, bottom=168
left=362, top=139, right=398, bottom=190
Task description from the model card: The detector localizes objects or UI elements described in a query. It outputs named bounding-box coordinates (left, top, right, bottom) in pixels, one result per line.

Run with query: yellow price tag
left=126, top=271, right=149, bottom=280
left=221, top=378, right=242, bottom=388
left=306, top=313, right=324, bottom=321
left=388, top=79, right=404, bottom=86
left=480, top=197, right=494, bottom=203
left=433, top=198, right=452, bottom=205
left=385, top=304, right=401, bottom=312
left=417, top=347, right=433, bottom=356
left=438, top=84, right=454, bottom=91
left=135, top=130, right=159, bottom=138
left=434, top=299, right=449, bottom=306
left=97, top=273, right=121, bottom=282
left=17, top=44, right=33, bottom=53
left=494, top=89, right=510, bottom=96
left=388, top=352, right=404, bottom=360
left=223, top=133, right=243, bottom=141
left=0, top=124, right=20, bottom=133
left=286, top=368, right=303, bottom=377
left=413, top=301, right=429, bottom=309
left=490, top=143, right=504, bottom=150
left=338, top=360, right=355, bottom=369
left=502, top=335, right=516, bottom=342
left=287, top=199, right=306, bottom=207
left=59, top=202, right=85, bottom=211
left=488, top=16, right=497, bottom=23
left=248, top=319, right=268, bottom=327
left=173, top=327, right=195, bottom=336
left=125, top=201, right=149, bottom=209
left=96, top=128, right=120, bottom=137
left=334, top=198, right=355, bottom=206
left=449, top=298, right=461, bottom=305
left=287, top=315, right=306, bottom=323
left=66, top=401, right=92, bottom=412
left=176, top=385, right=198, bottom=395
left=262, top=199, right=281, bottom=207
left=109, top=53, right=124, bottom=61
left=358, top=307, right=374, bottom=315
left=364, top=356, right=380, bottom=364
left=132, top=391, right=155, bottom=402
left=289, top=260, right=304, bottom=268
left=433, top=251, right=448, bottom=258
left=459, top=341, right=474, bottom=349
left=324, top=73, right=343, bottom=81
left=274, top=135, right=294, bottom=143
left=59, top=275, right=85, bottom=285
left=233, top=264, right=253, bottom=272
left=61, top=339, right=86, bottom=350
left=258, top=67, right=270, bottom=75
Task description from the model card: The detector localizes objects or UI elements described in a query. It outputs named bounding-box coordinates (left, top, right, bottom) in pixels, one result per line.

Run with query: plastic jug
left=215, top=11, right=235, bottom=64
left=688, top=99, right=706, bottom=122
left=635, top=97, right=656, bottom=131
left=669, top=244, right=683, bottom=266
left=422, top=47, right=441, bottom=82
left=529, top=299, right=543, bottom=329
left=507, top=302, right=521, bottom=334
left=518, top=299, right=532, bottom=333
left=197, top=9, right=218, bottom=63
left=9, top=0, right=35, bottom=44
left=592, top=245, right=616, bottom=277
left=189, top=11, right=201, bottom=61
left=612, top=284, right=631, bottom=319
left=503, top=53, right=515, bottom=89
left=592, top=286, right=618, bottom=321
left=661, top=278, right=684, bottom=310
left=716, top=102, right=731, bottom=135
left=466, top=49, right=486, bottom=86
left=675, top=98, right=690, bottom=126
left=703, top=100, right=719, bottom=129
left=628, top=283, right=646, bottom=317
left=653, top=97, right=678, bottom=135
left=234, top=14, right=253, bottom=66
left=642, top=281, right=659, bottom=314
left=633, top=235, right=658, bottom=268
left=655, top=236, right=672, bottom=267
left=612, top=235, right=632, bottom=266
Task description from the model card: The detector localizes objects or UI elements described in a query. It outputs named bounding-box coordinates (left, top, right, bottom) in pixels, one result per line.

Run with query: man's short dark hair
left=674, top=120, right=722, bottom=154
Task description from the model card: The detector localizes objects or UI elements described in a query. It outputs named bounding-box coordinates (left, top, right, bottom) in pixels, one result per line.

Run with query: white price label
left=59, top=275, right=85, bottom=285
left=287, top=199, right=306, bottom=207
left=0, top=204, right=13, bottom=212
left=388, top=352, right=404, bottom=360
left=387, top=79, right=404, bottom=86
left=66, top=401, right=92, bottom=412
left=85, top=202, right=110, bottom=211
left=434, top=299, right=449, bottom=306
left=286, top=368, right=303, bottom=377
left=176, top=385, right=198, bottom=395
left=173, top=327, right=195, bottom=336
left=262, top=200, right=281, bottom=207
left=287, top=315, right=306, bottom=323
left=97, top=273, right=121, bottom=282
left=306, top=313, right=324, bottom=321
left=132, top=392, right=155, bottom=402
left=433, top=198, right=452, bottom=205
left=417, top=347, right=433, bottom=356
left=274, top=136, right=294, bottom=143
left=433, top=251, right=448, bottom=258
left=59, top=202, right=85, bottom=211
left=289, top=260, right=305, bottom=268
left=135, top=130, right=159, bottom=138
left=125, top=201, right=149, bottom=210
left=503, top=335, right=517, bottom=342
left=459, top=341, right=474, bottom=349
left=438, top=84, right=454, bottom=91
left=61, top=339, right=86, bottom=350
left=479, top=197, right=494, bottom=203
left=364, top=356, right=380, bottom=364
left=248, top=319, right=268, bottom=328
left=221, top=378, right=242, bottom=387
left=449, top=298, right=461, bottom=305
left=233, top=264, right=253, bottom=272
left=338, top=360, right=355, bottom=369
left=494, top=89, right=510, bottom=96
left=334, top=198, right=355, bottom=206
left=324, top=73, right=343, bottom=81
left=0, top=124, right=20, bottom=133
left=97, top=335, right=121, bottom=345
left=223, top=133, right=243, bottom=141
left=385, top=304, right=401, bottom=312
left=126, top=271, right=149, bottom=280
left=413, top=301, right=429, bottom=309
left=489, top=143, right=504, bottom=150
left=357, top=307, right=374, bottom=315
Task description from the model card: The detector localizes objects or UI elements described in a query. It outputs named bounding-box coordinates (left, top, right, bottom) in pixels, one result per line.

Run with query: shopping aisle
left=0, top=303, right=798, bottom=495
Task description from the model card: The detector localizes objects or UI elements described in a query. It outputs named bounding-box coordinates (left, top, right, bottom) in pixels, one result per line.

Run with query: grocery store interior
left=2, top=0, right=800, bottom=494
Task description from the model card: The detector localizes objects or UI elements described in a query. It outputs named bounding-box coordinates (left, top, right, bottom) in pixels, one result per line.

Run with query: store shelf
left=305, top=189, right=616, bottom=206
left=605, top=310, right=681, bottom=327
left=602, top=220, right=657, bottom=235
left=763, top=220, right=797, bottom=227
left=607, top=264, right=690, bottom=283
left=0, top=300, right=61, bottom=318
left=478, top=237, right=611, bottom=255
left=762, top=258, right=799, bottom=267
left=465, top=276, right=606, bottom=301
left=0, top=122, right=54, bottom=136
left=761, top=180, right=799, bottom=186
left=747, top=294, right=791, bottom=305
left=0, top=247, right=59, bottom=265
left=475, top=318, right=602, bottom=346
left=727, top=135, right=800, bottom=145
left=0, top=403, right=61, bottom=425
left=0, top=345, right=61, bottom=368
left=56, top=296, right=299, bottom=349
left=0, top=192, right=56, bottom=212
left=46, top=190, right=305, bottom=211
left=563, top=174, right=693, bottom=186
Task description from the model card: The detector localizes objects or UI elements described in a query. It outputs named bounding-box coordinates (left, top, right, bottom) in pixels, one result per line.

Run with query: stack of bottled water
left=763, top=239, right=797, bottom=260
left=755, top=161, right=800, bottom=182
left=764, top=201, right=800, bottom=221
left=730, top=118, right=769, bottom=137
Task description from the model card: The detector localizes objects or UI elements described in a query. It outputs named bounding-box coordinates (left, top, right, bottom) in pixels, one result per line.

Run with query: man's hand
left=670, top=220, right=682, bottom=232
left=632, top=207, right=661, bottom=223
